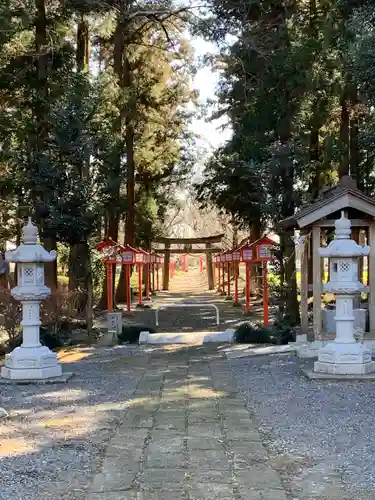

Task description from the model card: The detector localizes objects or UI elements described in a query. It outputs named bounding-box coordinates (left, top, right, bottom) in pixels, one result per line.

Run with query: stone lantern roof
left=319, top=212, right=370, bottom=258
left=5, top=218, right=56, bottom=263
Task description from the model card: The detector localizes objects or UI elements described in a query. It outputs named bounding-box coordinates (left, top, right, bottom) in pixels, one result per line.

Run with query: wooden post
left=125, top=265, right=131, bottom=312
left=206, top=243, right=215, bottom=290
left=359, top=229, right=366, bottom=284
left=138, top=263, right=143, bottom=305
left=351, top=227, right=361, bottom=309
left=163, top=244, right=170, bottom=290
left=217, top=262, right=221, bottom=290
left=199, top=256, right=203, bottom=273
left=263, top=262, right=269, bottom=326
left=156, top=264, right=160, bottom=291
left=312, top=226, right=322, bottom=339
left=300, top=232, right=309, bottom=335
left=368, top=222, right=375, bottom=333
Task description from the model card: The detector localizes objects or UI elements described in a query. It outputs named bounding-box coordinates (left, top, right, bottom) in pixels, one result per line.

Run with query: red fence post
left=107, top=263, right=113, bottom=312
left=227, top=262, right=231, bottom=297
left=263, top=263, right=269, bottom=326
left=138, top=263, right=143, bottom=305
left=245, top=263, right=251, bottom=313
left=125, top=265, right=131, bottom=312
left=234, top=262, right=239, bottom=303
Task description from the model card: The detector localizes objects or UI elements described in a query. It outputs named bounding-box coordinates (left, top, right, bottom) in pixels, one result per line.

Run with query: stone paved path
left=168, top=267, right=209, bottom=294
left=86, top=345, right=288, bottom=500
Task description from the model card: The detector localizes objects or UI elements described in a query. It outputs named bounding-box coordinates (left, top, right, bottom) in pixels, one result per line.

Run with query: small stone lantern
left=314, top=212, right=375, bottom=375
left=0, top=218, right=62, bottom=380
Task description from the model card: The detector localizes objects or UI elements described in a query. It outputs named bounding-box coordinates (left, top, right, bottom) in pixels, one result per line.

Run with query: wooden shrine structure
left=153, top=234, right=224, bottom=290
left=281, top=176, right=375, bottom=341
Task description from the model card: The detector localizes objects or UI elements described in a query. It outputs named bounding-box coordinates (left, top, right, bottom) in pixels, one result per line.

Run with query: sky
left=188, top=37, right=232, bottom=176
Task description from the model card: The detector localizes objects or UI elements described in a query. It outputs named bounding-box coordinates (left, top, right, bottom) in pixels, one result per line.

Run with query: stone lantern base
left=314, top=342, right=375, bottom=375
left=1, top=345, right=62, bottom=381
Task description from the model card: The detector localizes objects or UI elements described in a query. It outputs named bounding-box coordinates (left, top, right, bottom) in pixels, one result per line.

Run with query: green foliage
left=118, top=325, right=156, bottom=344
left=91, top=252, right=106, bottom=298
left=234, top=323, right=271, bottom=344
left=268, top=273, right=282, bottom=300
left=196, top=0, right=375, bottom=323
left=198, top=0, right=375, bottom=226
left=0, top=0, right=197, bottom=308
left=40, top=326, right=65, bottom=350
left=234, top=320, right=295, bottom=345
left=2, top=324, right=66, bottom=352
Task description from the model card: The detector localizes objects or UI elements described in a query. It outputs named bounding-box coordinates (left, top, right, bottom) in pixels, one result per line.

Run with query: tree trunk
left=34, top=0, right=58, bottom=290
left=96, top=18, right=124, bottom=310
left=250, top=220, right=261, bottom=295
left=68, top=241, right=93, bottom=315
left=97, top=210, right=119, bottom=310
left=308, top=0, right=322, bottom=200
left=76, top=16, right=89, bottom=73
left=279, top=160, right=299, bottom=324
left=278, top=135, right=299, bottom=324
left=283, top=230, right=299, bottom=325
left=308, top=124, right=321, bottom=200
left=339, top=87, right=350, bottom=179
left=114, top=22, right=136, bottom=303
left=44, top=237, right=58, bottom=290
left=349, top=82, right=359, bottom=185
left=68, top=16, right=93, bottom=340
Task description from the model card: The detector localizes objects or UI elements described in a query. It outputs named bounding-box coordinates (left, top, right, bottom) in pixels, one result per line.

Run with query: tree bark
left=250, top=220, right=261, bottom=295
left=124, top=59, right=136, bottom=248
left=76, top=16, right=89, bottom=73
left=97, top=209, right=119, bottom=310
left=349, top=82, right=359, bottom=186
left=34, top=0, right=57, bottom=290
left=68, top=17, right=94, bottom=340
left=339, top=87, right=350, bottom=179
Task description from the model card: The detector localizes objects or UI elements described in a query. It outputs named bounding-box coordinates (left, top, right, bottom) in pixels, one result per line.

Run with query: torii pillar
left=163, top=242, right=170, bottom=290
left=206, top=243, right=215, bottom=290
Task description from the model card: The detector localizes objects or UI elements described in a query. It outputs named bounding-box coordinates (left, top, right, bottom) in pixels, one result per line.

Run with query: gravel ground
left=0, top=346, right=149, bottom=500
left=118, top=292, right=255, bottom=333
left=229, top=353, right=375, bottom=499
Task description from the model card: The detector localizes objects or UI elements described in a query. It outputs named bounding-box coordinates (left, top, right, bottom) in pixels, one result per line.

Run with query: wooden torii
left=153, top=234, right=224, bottom=291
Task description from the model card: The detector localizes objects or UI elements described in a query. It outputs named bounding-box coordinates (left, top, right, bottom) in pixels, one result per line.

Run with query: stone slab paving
left=86, top=345, right=288, bottom=500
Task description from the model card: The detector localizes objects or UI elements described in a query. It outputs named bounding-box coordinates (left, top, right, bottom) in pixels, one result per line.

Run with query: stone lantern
left=314, top=212, right=375, bottom=375
left=0, top=218, right=62, bottom=380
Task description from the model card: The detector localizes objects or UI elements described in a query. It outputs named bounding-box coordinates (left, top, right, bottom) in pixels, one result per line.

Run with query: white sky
left=189, top=37, right=232, bottom=170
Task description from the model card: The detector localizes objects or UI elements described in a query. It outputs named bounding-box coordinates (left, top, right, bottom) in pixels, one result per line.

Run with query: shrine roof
left=280, top=176, right=375, bottom=229
left=235, top=234, right=277, bottom=250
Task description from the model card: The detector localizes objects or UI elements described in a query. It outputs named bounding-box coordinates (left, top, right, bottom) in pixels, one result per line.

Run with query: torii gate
left=153, top=234, right=224, bottom=291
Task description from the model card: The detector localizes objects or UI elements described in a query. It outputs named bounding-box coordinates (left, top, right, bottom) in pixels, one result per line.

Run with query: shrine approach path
left=137, top=267, right=253, bottom=336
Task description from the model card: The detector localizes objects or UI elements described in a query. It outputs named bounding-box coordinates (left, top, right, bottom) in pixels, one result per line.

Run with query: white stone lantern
left=0, top=218, right=62, bottom=380
left=314, top=212, right=375, bottom=375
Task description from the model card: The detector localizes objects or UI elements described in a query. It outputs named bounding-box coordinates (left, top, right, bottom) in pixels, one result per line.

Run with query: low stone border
left=138, top=329, right=235, bottom=345
left=0, top=372, right=74, bottom=385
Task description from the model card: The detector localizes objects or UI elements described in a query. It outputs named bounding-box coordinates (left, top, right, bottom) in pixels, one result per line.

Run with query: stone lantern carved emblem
left=0, top=218, right=63, bottom=381
left=314, top=212, right=375, bottom=375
